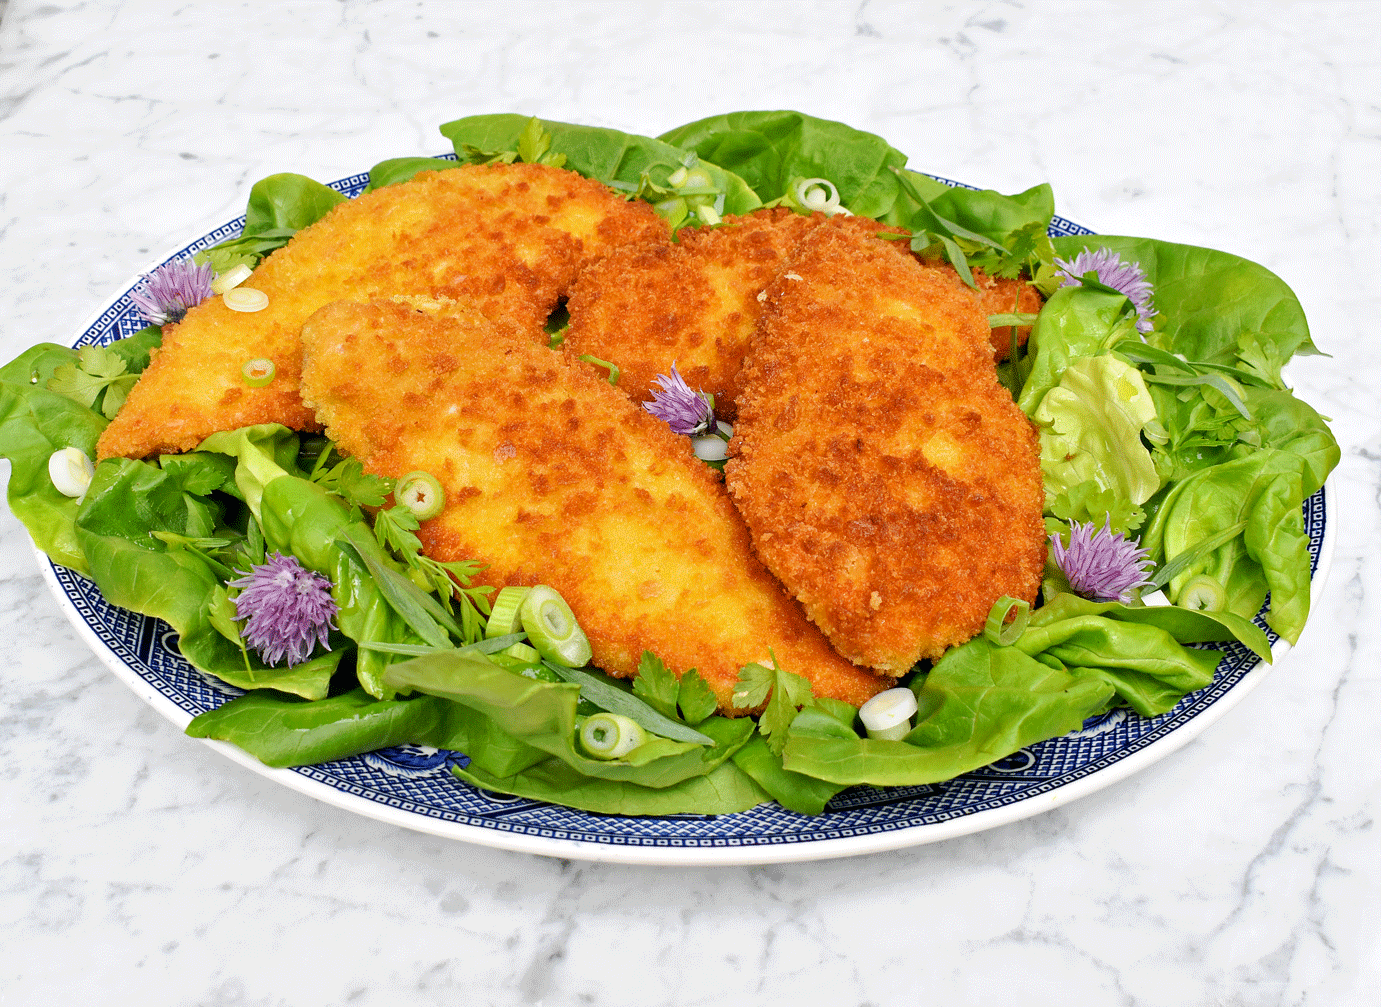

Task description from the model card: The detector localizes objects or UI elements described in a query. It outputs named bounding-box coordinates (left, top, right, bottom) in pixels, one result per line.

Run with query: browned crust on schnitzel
left=563, top=208, right=909, bottom=422
left=298, top=297, right=893, bottom=711
left=98, top=162, right=667, bottom=460
left=725, top=226, right=1046, bottom=672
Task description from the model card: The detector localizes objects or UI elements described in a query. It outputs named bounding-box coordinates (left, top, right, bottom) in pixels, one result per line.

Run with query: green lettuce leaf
left=1050, top=235, right=1317, bottom=380
left=453, top=758, right=768, bottom=817
left=383, top=650, right=753, bottom=788
left=74, top=457, right=342, bottom=698
left=438, top=113, right=761, bottom=216
left=1141, top=449, right=1313, bottom=643
left=657, top=109, right=911, bottom=219
left=781, top=637, right=1115, bottom=787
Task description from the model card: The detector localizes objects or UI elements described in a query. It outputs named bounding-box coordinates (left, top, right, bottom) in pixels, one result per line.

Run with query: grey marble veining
left=1, top=2, right=1378, bottom=1004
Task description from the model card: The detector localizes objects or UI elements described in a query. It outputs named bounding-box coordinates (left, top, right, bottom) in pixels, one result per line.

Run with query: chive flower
left=228, top=553, right=337, bottom=666
left=1054, top=246, right=1157, bottom=334
left=129, top=257, right=215, bottom=326
left=644, top=363, right=715, bottom=436
left=1050, top=519, right=1155, bottom=603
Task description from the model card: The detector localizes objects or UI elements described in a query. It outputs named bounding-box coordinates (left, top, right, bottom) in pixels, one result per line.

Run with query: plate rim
left=30, top=171, right=1338, bottom=866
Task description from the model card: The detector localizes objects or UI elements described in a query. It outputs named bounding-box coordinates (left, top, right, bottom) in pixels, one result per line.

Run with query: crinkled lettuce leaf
left=1033, top=353, right=1162, bottom=521
left=1018, top=284, right=1141, bottom=414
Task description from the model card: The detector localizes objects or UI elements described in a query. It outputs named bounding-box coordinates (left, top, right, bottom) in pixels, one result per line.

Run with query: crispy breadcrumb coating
left=298, top=297, right=892, bottom=711
left=725, top=226, right=1046, bottom=672
left=563, top=208, right=908, bottom=422
left=98, top=163, right=667, bottom=460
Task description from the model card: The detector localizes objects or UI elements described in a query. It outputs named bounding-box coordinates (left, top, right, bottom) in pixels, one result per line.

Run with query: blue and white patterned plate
left=36, top=166, right=1336, bottom=865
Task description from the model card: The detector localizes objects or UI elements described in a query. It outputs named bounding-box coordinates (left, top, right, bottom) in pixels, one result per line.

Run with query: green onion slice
left=501, top=641, right=542, bottom=664
left=520, top=585, right=593, bottom=667
left=859, top=687, right=919, bottom=741
left=983, top=595, right=1031, bottom=646
left=1178, top=575, right=1227, bottom=612
left=48, top=447, right=94, bottom=498
left=579, top=713, right=647, bottom=760
left=486, top=585, right=531, bottom=638
left=241, top=358, right=275, bottom=387
left=395, top=470, right=445, bottom=520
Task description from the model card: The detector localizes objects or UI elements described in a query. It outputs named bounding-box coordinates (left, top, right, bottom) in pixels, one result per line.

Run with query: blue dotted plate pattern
left=49, top=164, right=1329, bottom=852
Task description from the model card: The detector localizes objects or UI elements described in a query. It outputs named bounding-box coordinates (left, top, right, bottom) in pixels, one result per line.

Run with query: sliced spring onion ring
left=859, top=687, right=919, bottom=741
left=501, top=641, right=542, bottom=664
left=394, top=470, right=445, bottom=520
left=1178, top=575, right=1227, bottom=612
left=692, top=435, right=728, bottom=461
left=520, top=585, right=592, bottom=667
left=211, top=263, right=253, bottom=295
left=579, top=713, right=647, bottom=760
left=983, top=595, right=1031, bottom=646
left=695, top=204, right=722, bottom=226
left=241, top=358, right=275, bottom=387
left=485, top=585, right=531, bottom=638
left=681, top=167, right=713, bottom=191
left=48, top=447, right=94, bottom=498
left=223, top=287, right=269, bottom=312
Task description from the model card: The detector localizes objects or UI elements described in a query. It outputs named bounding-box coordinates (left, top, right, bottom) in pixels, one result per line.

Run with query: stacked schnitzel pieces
left=98, top=163, right=667, bottom=460
left=725, top=226, right=1047, bottom=673
left=563, top=208, right=909, bottom=420
left=298, top=297, right=892, bottom=711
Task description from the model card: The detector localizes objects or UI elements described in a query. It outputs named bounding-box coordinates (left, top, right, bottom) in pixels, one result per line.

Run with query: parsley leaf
left=633, top=651, right=681, bottom=719
left=47, top=345, right=138, bottom=419
left=310, top=453, right=391, bottom=509
left=676, top=668, right=718, bottom=725
left=732, top=653, right=817, bottom=755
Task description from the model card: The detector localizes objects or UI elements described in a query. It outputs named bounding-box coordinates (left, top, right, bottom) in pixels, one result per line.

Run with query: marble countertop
left=1, top=2, right=1377, bottom=1003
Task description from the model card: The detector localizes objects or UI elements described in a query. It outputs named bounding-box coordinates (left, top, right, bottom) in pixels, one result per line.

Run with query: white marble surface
left=1, top=1, right=1377, bottom=1003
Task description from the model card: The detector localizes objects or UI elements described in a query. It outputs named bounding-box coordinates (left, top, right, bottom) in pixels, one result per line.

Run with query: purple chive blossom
left=129, top=257, right=215, bottom=326
left=1050, top=519, right=1155, bottom=603
left=1054, top=246, right=1157, bottom=334
left=228, top=553, right=337, bottom=667
left=644, top=363, right=715, bottom=436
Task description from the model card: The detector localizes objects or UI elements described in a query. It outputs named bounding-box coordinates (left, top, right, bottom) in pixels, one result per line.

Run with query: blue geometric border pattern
left=54, top=169, right=1319, bottom=849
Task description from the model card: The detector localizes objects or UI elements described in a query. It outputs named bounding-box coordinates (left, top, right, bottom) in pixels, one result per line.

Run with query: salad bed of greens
left=0, top=111, right=1338, bottom=818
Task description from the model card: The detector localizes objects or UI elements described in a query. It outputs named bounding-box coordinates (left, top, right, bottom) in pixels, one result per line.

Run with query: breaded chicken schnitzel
left=725, top=226, right=1046, bottom=672
left=563, top=208, right=907, bottom=422
left=98, top=163, right=667, bottom=461
left=298, top=297, right=892, bottom=711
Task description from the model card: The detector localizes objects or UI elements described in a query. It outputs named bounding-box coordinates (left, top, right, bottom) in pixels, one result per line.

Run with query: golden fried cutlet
left=725, top=226, right=1046, bottom=672
left=298, top=297, right=892, bottom=711
left=971, top=268, right=1044, bottom=360
left=98, top=163, right=667, bottom=460
left=563, top=208, right=908, bottom=422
